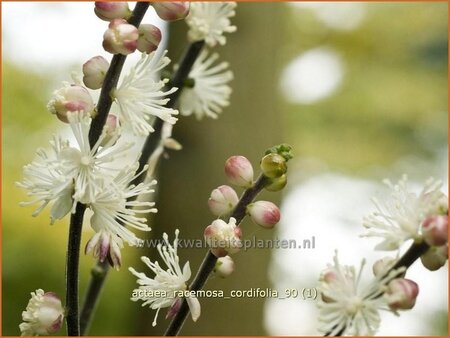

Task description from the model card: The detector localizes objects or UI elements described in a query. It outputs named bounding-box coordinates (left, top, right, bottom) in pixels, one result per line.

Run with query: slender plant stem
left=66, top=3, right=150, bottom=336
left=129, top=40, right=205, bottom=188
left=88, top=2, right=150, bottom=146
left=80, top=40, right=206, bottom=335
left=66, top=203, right=87, bottom=336
left=165, top=175, right=269, bottom=336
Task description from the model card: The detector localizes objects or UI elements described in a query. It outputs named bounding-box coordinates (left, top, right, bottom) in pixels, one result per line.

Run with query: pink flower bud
left=100, top=114, right=120, bottom=146
left=103, top=19, right=138, bottom=55
left=19, top=289, right=64, bottom=336
left=137, top=24, right=162, bottom=54
left=422, top=215, right=448, bottom=247
left=85, top=231, right=122, bottom=269
left=82, top=56, right=109, bottom=90
left=152, top=2, right=190, bottom=21
left=247, top=201, right=281, bottom=229
left=224, top=155, right=254, bottom=188
left=166, top=298, right=182, bottom=320
left=94, top=2, right=131, bottom=21
left=214, top=256, right=235, bottom=278
left=385, top=278, right=419, bottom=310
left=208, top=185, right=239, bottom=217
left=47, top=83, right=94, bottom=122
left=204, top=217, right=241, bottom=257
left=420, top=245, right=448, bottom=271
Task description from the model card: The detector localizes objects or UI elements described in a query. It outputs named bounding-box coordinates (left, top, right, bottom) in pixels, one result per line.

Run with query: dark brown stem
left=164, top=175, right=269, bottom=336
left=67, top=3, right=150, bottom=336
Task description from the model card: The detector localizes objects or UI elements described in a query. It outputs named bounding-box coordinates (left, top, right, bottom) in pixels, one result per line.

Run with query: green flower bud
left=260, top=153, right=287, bottom=178
left=265, top=174, right=287, bottom=192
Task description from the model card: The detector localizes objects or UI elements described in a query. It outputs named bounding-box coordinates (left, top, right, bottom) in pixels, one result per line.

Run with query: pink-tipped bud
left=260, top=153, right=287, bottom=178
left=152, top=2, right=190, bottom=21
left=385, top=278, right=419, bottom=310
left=82, top=56, right=109, bottom=90
left=420, top=245, right=448, bottom=271
left=214, top=256, right=235, bottom=278
left=166, top=298, right=182, bottom=320
left=85, top=231, right=122, bottom=269
left=372, top=257, right=398, bottom=277
left=19, top=289, right=65, bottom=336
left=204, top=217, right=242, bottom=257
left=94, top=2, right=131, bottom=21
left=137, top=24, right=162, bottom=54
left=247, top=201, right=281, bottom=229
left=318, top=268, right=338, bottom=303
left=422, top=215, right=448, bottom=247
left=100, top=114, right=120, bottom=147
left=208, top=185, right=239, bottom=217
left=103, top=19, right=138, bottom=55
left=224, top=156, right=254, bottom=188
left=47, top=84, right=94, bottom=122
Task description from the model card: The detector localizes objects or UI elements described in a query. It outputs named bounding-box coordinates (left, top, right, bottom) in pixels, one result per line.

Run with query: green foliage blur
left=2, top=2, right=447, bottom=336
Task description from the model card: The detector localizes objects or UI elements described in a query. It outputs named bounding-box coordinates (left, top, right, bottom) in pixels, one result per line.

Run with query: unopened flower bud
left=260, top=153, right=287, bottom=178
left=213, top=256, right=235, bottom=278
left=94, top=2, right=131, bottom=21
left=420, top=245, right=448, bottom=271
left=247, top=201, right=281, bottom=229
left=47, top=83, right=94, bottom=122
left=152, top=2, right=190, bottom=21
left=204, top=217, right=241, bottom=257
left=19, top=289, right=64, bottom=336
left=319, top=268, right=338, bottom=303
left=372, top=257, right=397, bottom=277
left=100, top=114, right=120, bottom=147
left=385, top=278, right=419, bottom=310
left=422, top=215, right=448, bottom=247
left=85, top=231, right=122, bottom=269
left=166, top=298, right=182, bottom=320
left=224, top=156, right=254, bottom=188
left=137, top=24, right=162, bottom=54
left=265, top=174, right=287, bottom=192
left=208, top=185, right=239, bottom=216
left=82, top=56, right=109, bottom=90
left=103, top=19, right=138, bottom=55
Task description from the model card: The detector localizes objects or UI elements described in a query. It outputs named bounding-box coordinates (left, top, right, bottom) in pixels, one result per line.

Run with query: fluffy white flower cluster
left=317, top=253, right=401, bottom=336
left=129, top=230, right=201, bottom=327
left=362, top=175, right=447, bottom=251
left=18, top=113, right=157, bottom=268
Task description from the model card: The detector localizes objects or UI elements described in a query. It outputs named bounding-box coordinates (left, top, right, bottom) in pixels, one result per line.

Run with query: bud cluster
left=204, top=147, right=293, bottom=277
left=420, top=212, right=448, bottom=271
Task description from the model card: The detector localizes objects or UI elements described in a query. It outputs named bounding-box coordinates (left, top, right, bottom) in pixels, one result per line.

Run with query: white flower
left=89, top=163, right=157, bottom=245
left=113, top=51, right=179, bottom=136
left=20, top=289, right=64, bottom=336
left=129, top=230, right=201, bottom=326
left=179, top=50, right=233, bottom=120
left=67, top=113, right=133, bottom=204
left=317, top=253, right=399, bottom=336
left=17, top=136, right=75, bottom=224
left=18, top=112, right=133, bottom=221
left=362, top=175, right=446, bottom=250
left=186, top=2, right=237, bottom=47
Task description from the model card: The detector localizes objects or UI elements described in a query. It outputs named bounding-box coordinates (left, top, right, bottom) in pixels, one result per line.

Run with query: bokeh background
left=2, top=2, right=448, bottom=336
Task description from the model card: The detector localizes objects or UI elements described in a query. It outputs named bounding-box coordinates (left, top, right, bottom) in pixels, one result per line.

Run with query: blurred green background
left=2, top=2, right=447, bottom=336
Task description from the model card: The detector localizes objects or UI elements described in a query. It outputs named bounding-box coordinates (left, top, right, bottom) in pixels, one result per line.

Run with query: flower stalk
left=66, top=3, right=150, bottom=336
left=80, top=39, right=206, bottom=335
left=164, top=175, right=269, bottom=336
